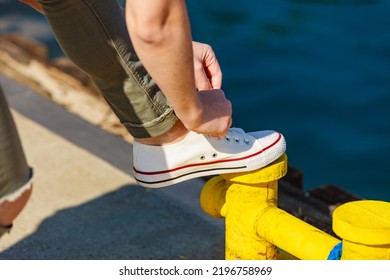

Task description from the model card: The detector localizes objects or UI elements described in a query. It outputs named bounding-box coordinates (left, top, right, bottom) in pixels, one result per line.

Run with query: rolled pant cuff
left=122, top=109, right=178, bottom=139
left=0, top=168, right=33, bottom=205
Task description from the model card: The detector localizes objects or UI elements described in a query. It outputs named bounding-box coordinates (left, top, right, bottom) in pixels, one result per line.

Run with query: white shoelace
left=224, top=128, right=251, bottom=144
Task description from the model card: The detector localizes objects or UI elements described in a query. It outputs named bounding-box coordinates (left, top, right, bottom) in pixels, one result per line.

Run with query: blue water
left=1, top=0, right=389, bottom=201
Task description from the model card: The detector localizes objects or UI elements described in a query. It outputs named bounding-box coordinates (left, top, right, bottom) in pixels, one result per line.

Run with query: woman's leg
left=37, top=0, right=181, bottom=139
left=34, top=0, right=286, bottom=189
left=0, top=84, right=33, bottom=232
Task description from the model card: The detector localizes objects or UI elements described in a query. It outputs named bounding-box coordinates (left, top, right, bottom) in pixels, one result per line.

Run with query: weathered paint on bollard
left=200, top=153, right=390, bottom=260
left=257, top=207, right=339, bottom=259
left=333, top=200, right=390, bottom=260
left=219, top=154, right=288, bottom=260
left=200, top=176, right=227, bottom=219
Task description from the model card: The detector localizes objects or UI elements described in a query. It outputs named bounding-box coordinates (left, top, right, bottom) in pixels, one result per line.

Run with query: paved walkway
left=0, top=75, right=224, bottom=259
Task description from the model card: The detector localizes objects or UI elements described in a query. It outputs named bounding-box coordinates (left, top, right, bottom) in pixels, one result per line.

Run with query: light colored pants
left=37, top=0, right=178, bottom=138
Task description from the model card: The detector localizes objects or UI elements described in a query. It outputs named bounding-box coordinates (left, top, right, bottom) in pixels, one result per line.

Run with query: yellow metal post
left=200, top=153, right=390, bottom=260
left=257, top=207, right=340, bottom=259
left=333, top=200, right=390, bottom=260
left=201, top=154, right=288, bottom=259
left=220, top=154, right=287, bottom=260
left=201, top=154, right=339, bottom=260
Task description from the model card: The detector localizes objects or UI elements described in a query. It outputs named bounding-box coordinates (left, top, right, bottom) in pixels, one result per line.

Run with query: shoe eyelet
left=244, top=139, right=250, bottom=144
left=225, top=136, right=230, bottom=142
left=234, top=138, right=240, bottom=143
left=200, top=155, right=206, bottom=160
left=212, top=152, right=218, bottom=158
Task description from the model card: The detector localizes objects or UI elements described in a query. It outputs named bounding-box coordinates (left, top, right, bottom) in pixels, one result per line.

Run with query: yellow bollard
left=200, top=153, right=390, bottom=260
left=221, top=154, right=287, bottom=260
left=201, top=154, right=288, bottom=259
left=201, top=154, right=339, bottom=260
left=333, top=200, right=390, bottom=260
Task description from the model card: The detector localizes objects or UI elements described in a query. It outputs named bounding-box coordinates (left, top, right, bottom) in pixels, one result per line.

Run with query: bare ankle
left=135, top=121, right=189, bottom=146
left=0, top=184, right=33, bottom=227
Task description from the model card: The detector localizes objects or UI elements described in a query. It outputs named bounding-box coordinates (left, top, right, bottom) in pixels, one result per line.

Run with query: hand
left=184, top=89, right=232, bottom=138
left=192, top=41, right=222, bottom=90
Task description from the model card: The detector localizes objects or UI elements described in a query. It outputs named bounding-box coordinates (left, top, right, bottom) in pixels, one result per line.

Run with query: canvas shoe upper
left=132, top=128, right=286, bottom=188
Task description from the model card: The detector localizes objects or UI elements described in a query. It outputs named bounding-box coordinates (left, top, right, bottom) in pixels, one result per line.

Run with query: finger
left=194, top=63, right=213, bottom=90
left=213, top=117, right=232, bottom=138
left=203, top=49, right=223, bottom=89
left=205, top=60, right=222, bottom=89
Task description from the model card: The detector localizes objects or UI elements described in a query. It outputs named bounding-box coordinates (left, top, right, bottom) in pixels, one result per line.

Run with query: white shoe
left=132, top=128, right=286, bottom=188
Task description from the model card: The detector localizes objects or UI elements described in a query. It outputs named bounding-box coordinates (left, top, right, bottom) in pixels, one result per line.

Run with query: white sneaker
left=132, top=128, right=286, bottom=188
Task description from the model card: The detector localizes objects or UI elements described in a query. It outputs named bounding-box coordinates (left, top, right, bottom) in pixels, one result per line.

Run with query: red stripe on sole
left=133, top=133, right=282, bottom=176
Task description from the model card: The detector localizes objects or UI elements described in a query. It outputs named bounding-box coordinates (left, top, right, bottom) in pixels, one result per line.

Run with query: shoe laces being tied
left=222, top=127, right=251, bottom=144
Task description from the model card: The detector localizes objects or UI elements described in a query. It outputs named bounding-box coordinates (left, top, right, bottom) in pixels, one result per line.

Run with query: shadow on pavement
left=0, top=184, right=224, bottom=260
